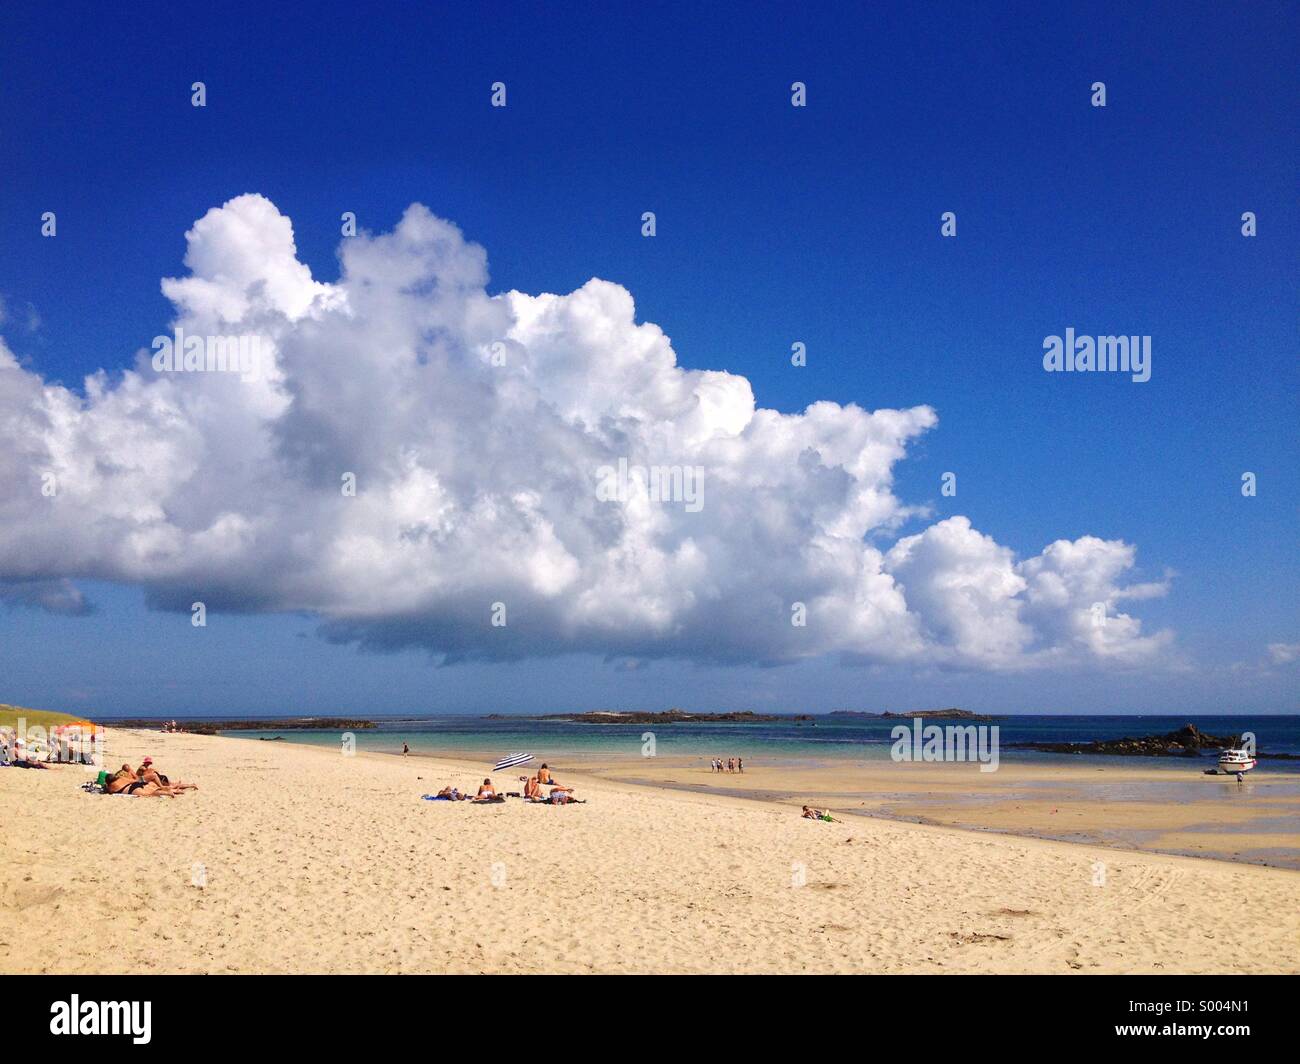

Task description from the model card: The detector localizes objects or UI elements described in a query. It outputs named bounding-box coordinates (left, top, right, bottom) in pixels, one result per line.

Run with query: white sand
left=2, top=729, right=1297, bottom=974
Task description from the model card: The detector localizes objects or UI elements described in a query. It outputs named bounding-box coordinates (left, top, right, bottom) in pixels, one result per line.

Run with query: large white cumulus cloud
left=0, top=195, right=1172, bottom=668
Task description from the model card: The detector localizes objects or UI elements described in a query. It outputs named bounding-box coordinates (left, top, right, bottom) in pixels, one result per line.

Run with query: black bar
left=6, top=974, right=1290, bottom=1049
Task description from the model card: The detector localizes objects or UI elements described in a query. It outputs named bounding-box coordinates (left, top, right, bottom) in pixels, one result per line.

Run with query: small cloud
left=1267, top=642, right=1300, bottom=665
left=0, top=578, right=94, bottom=616
left=0, top=293, right=42, bottom=333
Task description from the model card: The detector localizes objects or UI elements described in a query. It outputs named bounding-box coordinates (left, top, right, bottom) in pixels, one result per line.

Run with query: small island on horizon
left=483, top=707, right=998, bottom=725
left=484, top=709, right=812, bottom=725
left=830, top=708, right=999, bottom=722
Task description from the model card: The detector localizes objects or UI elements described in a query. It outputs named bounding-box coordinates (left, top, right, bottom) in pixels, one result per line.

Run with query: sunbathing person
left=801, top=805, right=838, bottom=823
left=547, top=784, right=577, bottom=804
left=105, top=765, right=175, bottom=797
left=523, top=775, right=541, bottom=800
left=436, top=785, right=466, bottom=801
left=104, top=766, right=136, bottom=794
left=8, top=738, right=51, bottom=768
left=537, top=763, right=560, bottom=786
left=474, top=778, right=498, bottom=801
left=137, top=758, right=197, bottom=791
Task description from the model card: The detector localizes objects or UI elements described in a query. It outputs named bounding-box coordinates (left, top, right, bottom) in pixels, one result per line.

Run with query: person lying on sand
left=474, top=778, right=497, bottom=801
left=104, top=769, right=135, bottom=794
left=547, top=784, right=577, bottom=804
left=7, top=737, right=52, bottom=768
left=105, top=765, right=176, bottom=797
left=801, top=805, right=839, bottom=823
left=436, top=785, right=466, bottom=801
left=137, top=758, right=197, bottom=791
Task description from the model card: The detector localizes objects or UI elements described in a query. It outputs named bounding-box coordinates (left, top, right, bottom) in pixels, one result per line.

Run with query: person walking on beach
left=736, top=757, right=743, bottom=773
left=402, top=742, right=409, bottom=757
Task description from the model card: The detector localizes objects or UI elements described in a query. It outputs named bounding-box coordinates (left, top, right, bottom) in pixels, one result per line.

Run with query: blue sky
left=0, top=1, right=1295, bottom=716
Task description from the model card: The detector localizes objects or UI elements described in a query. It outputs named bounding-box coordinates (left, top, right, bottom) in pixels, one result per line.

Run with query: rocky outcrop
left=1009, top=723, right=1243, bottom=758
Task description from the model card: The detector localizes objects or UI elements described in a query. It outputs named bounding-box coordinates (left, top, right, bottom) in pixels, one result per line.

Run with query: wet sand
left=576, top=754, right=1300, bottom=869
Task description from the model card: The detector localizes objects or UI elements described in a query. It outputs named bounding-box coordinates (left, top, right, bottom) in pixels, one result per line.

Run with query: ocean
left=212, top=713, right=1300, bottom=769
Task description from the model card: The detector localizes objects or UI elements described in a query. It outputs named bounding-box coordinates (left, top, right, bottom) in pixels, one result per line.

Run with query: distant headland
left=484, top=709, right=813, bottom=725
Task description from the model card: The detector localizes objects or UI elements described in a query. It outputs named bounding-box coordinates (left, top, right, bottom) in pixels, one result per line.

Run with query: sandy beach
left=2, top=728, right=1298, bottom=975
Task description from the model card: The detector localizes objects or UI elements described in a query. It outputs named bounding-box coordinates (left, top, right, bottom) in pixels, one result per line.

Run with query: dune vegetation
left=0, top=703, right=90, bottom=730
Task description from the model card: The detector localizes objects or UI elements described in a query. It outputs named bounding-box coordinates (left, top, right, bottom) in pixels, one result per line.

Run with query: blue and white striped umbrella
left=494, top=752, right=534, bottom=771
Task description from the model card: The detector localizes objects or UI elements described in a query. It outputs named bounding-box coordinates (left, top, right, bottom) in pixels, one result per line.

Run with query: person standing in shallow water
left=402, top=742, right=409, bottom=757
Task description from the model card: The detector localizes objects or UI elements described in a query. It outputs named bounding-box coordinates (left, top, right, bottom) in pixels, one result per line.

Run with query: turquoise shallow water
left=214, top=713, right=1300, bottom=769
left=208, top=713, right=1300, bottom=868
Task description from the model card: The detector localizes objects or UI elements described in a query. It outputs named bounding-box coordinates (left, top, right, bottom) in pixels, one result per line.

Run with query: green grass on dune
left=0, top=704, right=91, bottom=730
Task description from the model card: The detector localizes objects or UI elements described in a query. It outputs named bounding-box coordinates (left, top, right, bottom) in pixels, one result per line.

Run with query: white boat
left=1217, top=748, right=1257, bottom=777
